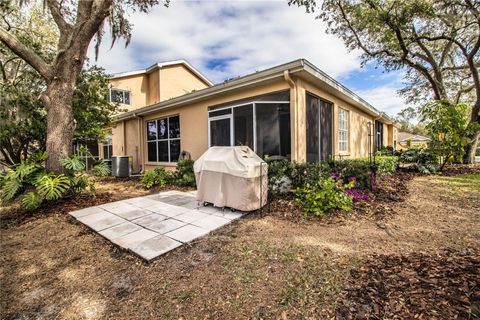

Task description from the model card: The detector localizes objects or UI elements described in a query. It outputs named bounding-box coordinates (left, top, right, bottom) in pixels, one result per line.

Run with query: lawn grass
left=435, top=173, right=480, bottom=192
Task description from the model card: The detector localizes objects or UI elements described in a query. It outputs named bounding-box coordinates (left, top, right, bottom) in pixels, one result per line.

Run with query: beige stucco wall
left=147, top=69, right=160, bottom=105
left=109, top=64, right=211, bottom=113
left=159, top=65, right=210, bottom=102
left=109, top=75, right=148, bottom=112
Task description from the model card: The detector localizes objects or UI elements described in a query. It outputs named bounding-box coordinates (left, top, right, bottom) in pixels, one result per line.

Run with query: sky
left=87, top=0, right=408, bottom=116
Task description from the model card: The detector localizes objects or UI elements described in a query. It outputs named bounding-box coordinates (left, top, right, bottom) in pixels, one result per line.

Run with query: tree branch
left=45, top=0, right=72, bottom=34
left=0, top=27, right=52, bottom=81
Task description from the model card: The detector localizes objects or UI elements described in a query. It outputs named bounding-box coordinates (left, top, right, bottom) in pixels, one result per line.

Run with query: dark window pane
left=157, top=119, right=168, bottom=140
left=319, top=100, right=333, bottom=161
left=124, top=92, right=130, bottom=105
left=108, top=145, right=113, bottom=159
left=169, top=116, right=180, bottom=139
left=147, top=121, right=157, bottom=140
left=306, top=94, right=319, bottom=163
left=210, top=118, right=231, bottom=146
left=375, top=120, right=384, bottom=150
left=170, top=140, right=180, bottom=162
left=255, top=103, right=290, bottom=158
left=234, top=104, right=254, bottom=150
left=147, top=142, right=157, bottom=162
left=158, top=141, right=169, bottom=162
left=110, top=89, right=124, bottom=104
left=103, top=146, right=109, bottom=159
left=209, top=108, right=232, bottom=117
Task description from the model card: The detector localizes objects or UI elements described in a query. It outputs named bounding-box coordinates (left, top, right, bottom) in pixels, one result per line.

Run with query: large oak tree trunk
left=466, top=131, right=479, bottom=164
left=41, top=81, right=76, bottom=172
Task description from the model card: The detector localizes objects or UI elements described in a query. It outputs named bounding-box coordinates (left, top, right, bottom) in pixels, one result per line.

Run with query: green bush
left=294, top=177, right=354, bottom=216
left=399, top=147, right=439, bottom=174
left=91, top=160, right=111, bottom=177
left=140, top=167, right=171, bottom=189
left=172, top=159, right=196, bottom=187
left=0, top=152, right=94, bottom=210
left=267, top=159, right=331, bottom=194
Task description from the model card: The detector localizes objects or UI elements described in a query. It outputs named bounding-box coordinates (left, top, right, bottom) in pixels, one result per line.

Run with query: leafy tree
left=0, top=0, right=169, bottom=172
left=1, top=59, right=121, bottom=165
left=290, top=0, right=480, bottom=163
left=393, top=107, right=427, bottom=135
left=421, top=101, right=478, bottom=170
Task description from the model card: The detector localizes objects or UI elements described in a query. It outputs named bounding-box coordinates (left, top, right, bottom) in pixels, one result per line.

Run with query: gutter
left=284, top=69, right=299, bottom=161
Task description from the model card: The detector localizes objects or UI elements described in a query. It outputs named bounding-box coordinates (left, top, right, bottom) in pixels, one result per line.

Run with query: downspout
left=284, top=70, right=298, bottom=161
left=132, top=113, right=144, bottom=173
left=122, top=120, right=126, bottom=155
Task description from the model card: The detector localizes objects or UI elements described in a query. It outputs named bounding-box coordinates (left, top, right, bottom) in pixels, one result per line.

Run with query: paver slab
left=164, top=224, right=209, bottom=243
left=113, top=208, right=153, bottom=221
left=99, top=221, right=143, bottom=240
left=132, top=235, right=182, bottom=260
left=70, top=206, right=106, bottom=218
left=145, top=203, right=188, bottom=217
left=77, top=212, right=125, bottom=231
left=112, top=229, right=159, bottom=249
left=174, top=211, right=210, bottom=223
left=191, top=215, right=231, bottom=230
left=133, top=217, right=186, bottom=234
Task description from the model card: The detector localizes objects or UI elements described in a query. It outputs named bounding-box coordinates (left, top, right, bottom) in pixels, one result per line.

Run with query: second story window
left=110, top=88, right=131, bottom=105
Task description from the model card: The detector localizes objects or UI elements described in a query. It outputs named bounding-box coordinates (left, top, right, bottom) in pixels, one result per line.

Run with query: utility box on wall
left=111, top=156, right=132, bottom=178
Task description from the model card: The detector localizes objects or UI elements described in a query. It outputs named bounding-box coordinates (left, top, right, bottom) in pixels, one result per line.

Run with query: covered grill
left=194, top=146, right=268, bottom=211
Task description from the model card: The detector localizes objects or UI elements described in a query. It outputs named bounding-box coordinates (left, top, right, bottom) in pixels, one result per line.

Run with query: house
left=396, top=132, right=430, bottom=150
left=100, top=59, right=399, bottom=173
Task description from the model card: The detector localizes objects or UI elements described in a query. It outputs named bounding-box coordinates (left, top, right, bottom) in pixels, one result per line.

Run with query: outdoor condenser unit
left=111, top=156, right=132, bottom=178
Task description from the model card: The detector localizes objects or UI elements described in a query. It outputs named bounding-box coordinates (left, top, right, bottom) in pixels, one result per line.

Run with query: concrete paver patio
left=69, top=190, right=244, bottom=261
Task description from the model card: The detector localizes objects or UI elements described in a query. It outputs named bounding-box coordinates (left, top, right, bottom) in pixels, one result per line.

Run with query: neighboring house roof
left=114, top=58, right=397, bottom=124
left=110, top=59, right=213, bottom=87
left=397, top=132, right=431, bottom=143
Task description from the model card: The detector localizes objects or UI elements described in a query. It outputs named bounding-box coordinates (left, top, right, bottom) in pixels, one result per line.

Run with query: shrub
left=172, top=159, right=196, bottom=187
left=140, top=167, right=171, bottom=189
left=267, top=159, right=332, bottom=194
left=399, top=147, right=439, bottom=174
left=91, top=160, right=111, bottom=177
left=294, top=177, right=354, bottom=216
left=0, top=152, right=94, bottom=210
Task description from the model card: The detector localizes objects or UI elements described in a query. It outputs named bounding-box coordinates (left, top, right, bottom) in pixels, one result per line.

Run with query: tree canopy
left=0, top=0, right=168, bottom=172
left=0, top=4, right=122, bottom=166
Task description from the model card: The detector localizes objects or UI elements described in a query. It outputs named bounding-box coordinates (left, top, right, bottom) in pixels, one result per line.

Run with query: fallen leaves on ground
left=336, top=248, right=480, bottom=319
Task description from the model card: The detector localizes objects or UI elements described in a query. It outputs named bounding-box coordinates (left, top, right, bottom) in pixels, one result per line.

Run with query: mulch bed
left=264, top=171, right=417, bottom=224
left=335, top=248, right=480, bottom=319
left=440, top=164, right=480, bottom=176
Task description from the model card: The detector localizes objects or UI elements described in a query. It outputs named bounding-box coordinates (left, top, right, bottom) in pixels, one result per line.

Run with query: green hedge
left=334, top=156, right=398, bottom=174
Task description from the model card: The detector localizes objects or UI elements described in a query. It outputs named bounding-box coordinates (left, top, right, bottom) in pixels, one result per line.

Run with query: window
left=306, top=93, right=333, bottom=162
left=338, top=108, right=348, bottom=152
left=375, top=120, right=384, bottom=150
left=146, top=115, right=181, bottom=162
left=109, top=88, right=131, bottom=105
left=72, top=139, right=99, bottom=170
left=103, top=135, right=113, bottom=160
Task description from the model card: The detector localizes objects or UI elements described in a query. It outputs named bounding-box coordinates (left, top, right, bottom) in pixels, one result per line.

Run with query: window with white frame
left=109, top=88, right=131, bottom=105
left=338, top=108, right=349, bottom=152
left=146, top=115, right=180, bottom=163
